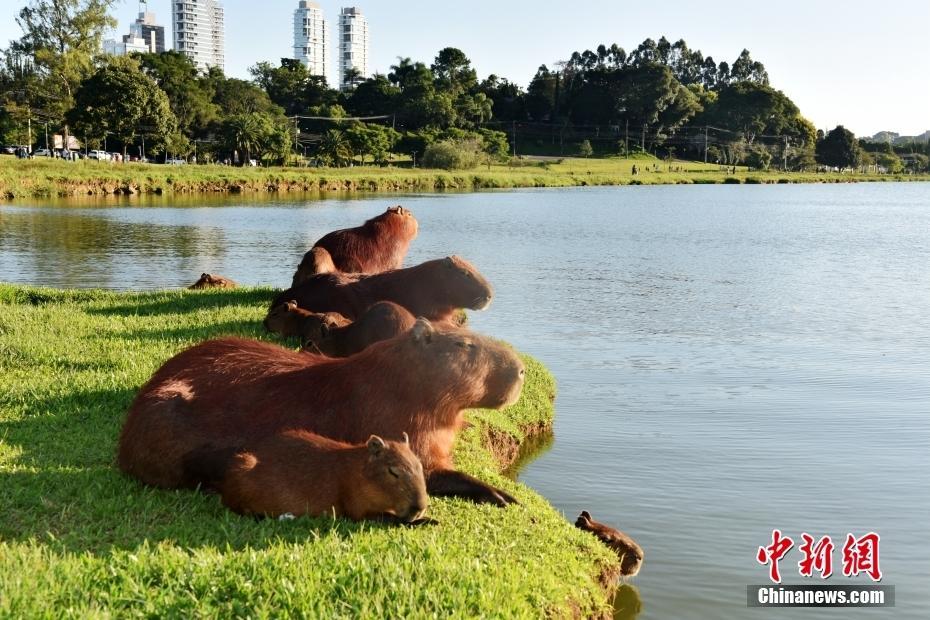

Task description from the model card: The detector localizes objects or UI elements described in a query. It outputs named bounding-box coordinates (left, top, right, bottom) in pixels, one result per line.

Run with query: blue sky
left=3, top=0, right=928, bottom=136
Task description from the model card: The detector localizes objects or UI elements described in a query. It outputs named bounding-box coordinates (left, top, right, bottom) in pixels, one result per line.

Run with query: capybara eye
left=388, top=467, right=401, bottom=478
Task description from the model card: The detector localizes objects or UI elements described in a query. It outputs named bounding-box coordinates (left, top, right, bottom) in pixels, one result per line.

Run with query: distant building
left=102, top=2, right=166, bottom=56
left=293, top=1, right=327, bottom=79
left=338, top=7, right=369, bottom=90
left=172, top=0, right=225, bottom=71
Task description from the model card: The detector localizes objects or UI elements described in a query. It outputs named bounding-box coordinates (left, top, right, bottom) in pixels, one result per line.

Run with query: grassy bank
left=0, top=285, right=620, bottom=618
left=2, top=156, right=927, bottom=200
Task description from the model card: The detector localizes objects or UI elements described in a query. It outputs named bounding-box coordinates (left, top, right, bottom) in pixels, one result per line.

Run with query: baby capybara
left=219, top=430, right=428, bottom=522
left=118, top=319, right=525, bottom=506
left=291, top=246, right=338, bottom=287
left=263, top=300, right=351, bottom=345
left=575, top=511, right=644, bottom=577
left=310, top=301, right=417, bottom=357
left=310, top=205, right=418, bottom=274
left=188, top=273, right=237, bottom=289
left=272, top=256, right=493, bottom=324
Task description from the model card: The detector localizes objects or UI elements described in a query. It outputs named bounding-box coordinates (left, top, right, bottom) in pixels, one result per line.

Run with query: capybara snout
left=363, top=432, right=429, bottom=522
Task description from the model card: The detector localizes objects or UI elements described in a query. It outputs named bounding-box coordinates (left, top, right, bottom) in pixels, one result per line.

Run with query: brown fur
left=305, top=301, right=416, bottom=357
left=291, top=247, right=338, bottom=288
left=306, top=205, right=418, bottom=276
left=188, top=273, right=237, bottom=289
left=575, top=511, right=644, bottom=577
left=272, top=256, right=493, bottom=324
left=263, top=300, right=351, bottom=345
left=220, top=431, right=427, bottom=521
left=117, top=319, right=525, bottom=505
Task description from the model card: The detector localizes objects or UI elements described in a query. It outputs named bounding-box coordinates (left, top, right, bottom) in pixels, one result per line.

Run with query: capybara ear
left=580, top=510, right=592, bottom=520
left=444, top=256, right=455, bottom=268
left=411, top=318, right=434, bottom=344
left=367, top=435, right=386, bottom=455
left=286, top=300, right=298, bottom=311
left=201, top=273, right=209, bottom=279
left=402, top=431, right=410, bottom=444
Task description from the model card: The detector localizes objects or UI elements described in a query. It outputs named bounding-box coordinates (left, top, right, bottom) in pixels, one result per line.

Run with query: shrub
left=422, top=139, right=480, bottom=170
left=745, top=146, right=772, bottom=171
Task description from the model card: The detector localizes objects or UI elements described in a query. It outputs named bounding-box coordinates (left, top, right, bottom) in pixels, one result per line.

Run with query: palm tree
left=319, top=129, right=352, bottom=167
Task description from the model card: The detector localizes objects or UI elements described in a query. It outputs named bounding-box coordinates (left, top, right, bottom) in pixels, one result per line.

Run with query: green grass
left=2, top=156, right=927, bottom=200
left=0, top=285, right=619, bottom=618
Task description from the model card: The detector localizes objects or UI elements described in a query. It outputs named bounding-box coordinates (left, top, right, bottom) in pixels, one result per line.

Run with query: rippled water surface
left=2, top=184, right=929, bottom=619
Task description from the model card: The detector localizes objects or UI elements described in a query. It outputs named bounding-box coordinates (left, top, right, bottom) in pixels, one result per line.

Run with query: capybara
left=219, top=430, right=428, bottom=522
left=188, top=273, right=237, bottom=289
left=310, top=205, right=418, bottom=274
left=117, top=319, right=525, bottom=505
left=307, top=301, right=416, bottom=357
left=575, top=511, right=644, bottom=577
left=291, top=246, right=338, bottom=287
left=271, top=256, right=492, bottom=324
left=263, top=300, right=351, bottom=344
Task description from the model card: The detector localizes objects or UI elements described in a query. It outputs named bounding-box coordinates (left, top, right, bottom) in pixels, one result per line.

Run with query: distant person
left=632, top=164, right=638, bottom=175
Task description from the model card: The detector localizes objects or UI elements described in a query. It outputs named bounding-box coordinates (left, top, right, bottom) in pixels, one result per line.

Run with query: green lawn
left=2, top=156, right=926, bottom=200
left=0, top=285, right=620, bottom=618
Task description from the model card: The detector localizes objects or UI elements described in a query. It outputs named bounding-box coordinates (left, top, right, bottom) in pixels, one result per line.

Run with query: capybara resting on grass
left=265, top=300, right=416, bottom=357
left=219, top=430, right=428, bottom=522
left=290, top=246, right=338, bottom=287
left=575, top=511, right=644, bottom=577
left=272, top=256, right=492, bottom=324
left=307, top=205, right=418, bottom=276
left=188, top=273, right=237, bottom=289
left=263, top=300, right=351, bottom=345
left=117, top=319, right=525, bottom=505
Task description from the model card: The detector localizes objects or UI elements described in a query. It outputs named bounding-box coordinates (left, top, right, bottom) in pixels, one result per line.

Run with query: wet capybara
left=310, top=205, right=418, bottom=274
left=291, top=246, right=339, bottom=287
left=188, top=273, right=237, bottom=289
left=575, top=510, right=644, bottom=577
left=117, top=319, right=525, bottom=505
left=305, top=301, right=416, bottom=357
left=271, top=256, right=493, bottom=324
left=218, top=430, right=428, bottom=522
left=263, top=300, right=351, bottom=344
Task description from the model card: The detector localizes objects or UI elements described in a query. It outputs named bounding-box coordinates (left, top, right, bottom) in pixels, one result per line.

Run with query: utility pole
left=27, top=111, right=32, bottom=153
left=293, top=117, right=299, bottom=164
left=625, top=118, right=629, bottom=156
left=641, top=123, right=646, bottom=152
left=704, top=126, right=709, bottom=163
left=783, top=135, right=789, bottom=171
left=511, top=120, right=516, bottom=158
left=45, top=121, right=49, bottom=152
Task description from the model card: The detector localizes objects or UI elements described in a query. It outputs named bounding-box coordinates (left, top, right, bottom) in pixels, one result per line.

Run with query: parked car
left=33, top=148, right=53, bottom=157
left=2, top=145, right=17, bottom=155
left=165, top=158, right=186, bottom=165
left=87, top=150, right=111, bottom=161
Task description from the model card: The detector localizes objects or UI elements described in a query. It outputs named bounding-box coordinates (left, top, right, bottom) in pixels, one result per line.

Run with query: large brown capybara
left=263, top=300, right=351, bottom=344
left=117, top=319, right=525, bottom=506
left=271, top=256, right=492, bottom=324
left=307, top=205, right=418, bottom=276
left=188, top=273, right=237, bottom=289
left=219, top=430, right=428, bottom=522
left=575, top=510, right=644, bottom=577
left=290, top=246, right=339, bottom=287
left=309, top=301, right=417, bottom=357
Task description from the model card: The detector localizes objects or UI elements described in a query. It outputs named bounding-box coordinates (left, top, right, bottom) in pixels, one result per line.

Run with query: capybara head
left=263, top=300, right=304, bottom=335
left=361, top=433, right=428, bottom=522
left=380, top=205, right=418, bottom=238
left=394, top=319, right=524, bottom=409
left=301, top=312, right=351, bottom=352
left=292, top=247, right=339, bottom=287
left=576, top=511, right=644, bottom=577
left=431, top=256, right=493, bottom=311
left=188, top=273, right=235, bottom=289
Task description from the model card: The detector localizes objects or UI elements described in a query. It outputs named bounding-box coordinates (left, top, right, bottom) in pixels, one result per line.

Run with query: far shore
left=2, top=156, right=928, bottom=201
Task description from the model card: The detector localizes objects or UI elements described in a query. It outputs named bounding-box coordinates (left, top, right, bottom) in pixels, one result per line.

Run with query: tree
left=135, top=51, right=218, bottom=140
left=816, top=125, right=863, bottom=169
left=66, top=56, right=180, bottom=157
left=318, top=129, right=352, bottom=166
left=250, top=58, right=334, bottom=116
left=431, top=47, right=478, bottom=95
left=346, top=74, right=400, bottom=116
left=578, top=139, right=593, bottom=157
left=220, top=112, right=279, bottom=164
left=345, top=122, right=399, bottom=164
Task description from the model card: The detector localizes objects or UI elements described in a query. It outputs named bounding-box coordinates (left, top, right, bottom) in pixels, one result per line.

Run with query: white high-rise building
left=172, top=0, right=225, bottom=71
left=338, top=7, right=368, bottom=90
left=102, top=2, right=166, bottom=57
left=293, top=1, right=327, bottom=79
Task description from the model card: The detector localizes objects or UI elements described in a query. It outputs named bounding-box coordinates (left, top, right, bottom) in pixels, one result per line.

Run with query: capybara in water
left=575, top=511, right=644, bottom=577
left=308, top=205, right=418, bottom=275
left=291, top=246, right=338, bottom=287
left=263, top=300, right=351, bottom=343
left=271, top=256, right=492, bottom=324
left=219, top=430, right=428, bottom=522
left=188, top=273, right=237, bottom=289
left=307, top=301, right=416, bottom=357
left=117, top=319, right=524, bottom=505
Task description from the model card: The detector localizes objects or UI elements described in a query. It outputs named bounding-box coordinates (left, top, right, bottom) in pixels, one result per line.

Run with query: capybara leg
left=426, top=469, right=518, bottom=507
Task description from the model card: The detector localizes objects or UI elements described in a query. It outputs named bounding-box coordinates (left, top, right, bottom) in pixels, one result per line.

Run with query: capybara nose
left=406, top=499, right=428, bottom=521
left=473, top=295, right=492, bottom=310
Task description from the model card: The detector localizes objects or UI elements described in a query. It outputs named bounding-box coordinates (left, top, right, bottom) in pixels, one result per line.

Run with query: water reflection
left=612, top=585, right=643, bottom=620
left=502, top=430, right=554, bottom=480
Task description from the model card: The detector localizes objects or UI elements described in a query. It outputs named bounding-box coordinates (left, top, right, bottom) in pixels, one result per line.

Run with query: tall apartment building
left=293, top=1, right=327, bottom=79
left=338, top=7, right=368, bottom=90
left=172, top=0, right=225, bottom=71
left=102, top=3, right=165, bottom=56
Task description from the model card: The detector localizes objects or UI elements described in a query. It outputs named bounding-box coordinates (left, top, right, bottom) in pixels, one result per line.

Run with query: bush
left=745, top=146, right=772, bottom=171
left=422, top=139, right=480, bottom=170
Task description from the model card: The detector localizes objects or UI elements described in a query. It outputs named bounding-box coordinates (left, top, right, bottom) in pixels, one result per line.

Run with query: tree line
left=1, top=0, right=927, bottom=172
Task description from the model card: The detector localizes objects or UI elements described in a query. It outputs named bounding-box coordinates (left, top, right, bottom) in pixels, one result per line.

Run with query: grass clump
left=0, top=284, right=619, bottom=618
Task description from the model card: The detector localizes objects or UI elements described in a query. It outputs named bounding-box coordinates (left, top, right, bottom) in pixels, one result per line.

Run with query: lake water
left=1, top=184, right=928, bottom=619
